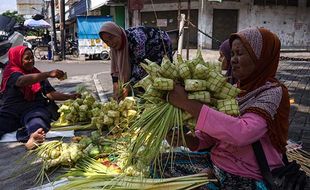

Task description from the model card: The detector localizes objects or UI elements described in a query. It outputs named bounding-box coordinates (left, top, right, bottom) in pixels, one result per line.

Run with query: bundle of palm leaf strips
left=122, top=51, right=241, bottom=177
left=55, top=157, right=216, bottom=190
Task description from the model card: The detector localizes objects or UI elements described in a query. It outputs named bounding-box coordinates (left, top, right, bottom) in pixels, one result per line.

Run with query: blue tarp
left=77, top=16, right=113, bottom=39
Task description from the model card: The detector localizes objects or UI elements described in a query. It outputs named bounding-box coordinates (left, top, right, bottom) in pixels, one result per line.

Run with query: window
left=254, top=0, right=265, bottom=5
left=254, top=0, right=298, bottom=6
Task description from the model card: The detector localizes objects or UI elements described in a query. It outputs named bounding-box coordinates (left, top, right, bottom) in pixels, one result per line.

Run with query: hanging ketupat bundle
left=177, top=54, right=191, bottom=80
left=193, top=64, right=210, bottom=80
left=188, top=91, right=211, bottom=104
left=188, top=49, right=205, bottom=73
left=215, top=82, right=241, bottom=100
left=159, top=56, right=179, bottom=79
left=178, top=62, right=192, bottom=80
left=208, top=61, right=223, bottom=73
left=153, top=77, right=174, bottom=91
left=184, top=79, right=208, bottom=91
left=217, top=99, right=240, bottom=116
left=144, top=86, right=165, bottom=98
left=141, top=60, right=161, bottom=79
left=133, top=75, right=153, bottom=91
left=134, top=51, right=241, bottom=117
left=205, top=71, right=226, bottom=92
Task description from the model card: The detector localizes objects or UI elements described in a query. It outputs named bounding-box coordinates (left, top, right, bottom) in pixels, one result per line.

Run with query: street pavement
left=277, top=59, right=310, bottom=151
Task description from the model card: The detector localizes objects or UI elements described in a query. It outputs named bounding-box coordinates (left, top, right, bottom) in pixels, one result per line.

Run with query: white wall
left=199, top=0, right=310, bottom=49
left=141, top=0, right=310, bottom=50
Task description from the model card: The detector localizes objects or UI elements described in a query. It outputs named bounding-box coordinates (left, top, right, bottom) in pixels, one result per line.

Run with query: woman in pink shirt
left=167, top=28, right=290, bottom=189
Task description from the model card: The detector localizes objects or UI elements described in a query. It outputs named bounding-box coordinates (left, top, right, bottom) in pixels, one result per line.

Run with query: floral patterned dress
left=125, top=26, right=173, bottom=84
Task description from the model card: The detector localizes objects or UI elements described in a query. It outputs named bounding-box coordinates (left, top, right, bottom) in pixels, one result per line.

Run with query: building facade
left=141, top=0, right=310, bottom=50
left=17, top=0, right=47, bottom=19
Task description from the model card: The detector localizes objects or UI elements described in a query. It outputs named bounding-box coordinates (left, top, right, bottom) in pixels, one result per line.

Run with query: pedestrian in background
left=99, top=22, right=173, bottom=100
left=0, top=46, right=80, bottom=149
left=42, top=31, right=52, bottom=60
left=218, top=39, right=236, bottom=84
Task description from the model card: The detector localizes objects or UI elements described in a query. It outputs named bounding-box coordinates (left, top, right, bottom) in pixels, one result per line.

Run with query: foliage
left=1, top=10, right=25, bottom=24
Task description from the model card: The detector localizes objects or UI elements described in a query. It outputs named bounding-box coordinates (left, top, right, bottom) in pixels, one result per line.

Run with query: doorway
left=212, top=9, right=238, bottom=49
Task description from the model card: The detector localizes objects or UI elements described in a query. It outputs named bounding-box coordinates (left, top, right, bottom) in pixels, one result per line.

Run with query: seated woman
left=0, top=46, right=80, bottom=149
left=99, top=22, right=173, bottom=100
left=168, top=28, right=290, bottom=189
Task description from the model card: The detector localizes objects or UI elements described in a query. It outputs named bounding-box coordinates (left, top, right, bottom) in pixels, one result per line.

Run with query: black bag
left=0, top=92, right=3, bottom=106
left=46, top=98, right=60, bottom=121
left=40, top=80, right=60, bottom=121
left=252, top=141, right=308, bottom=190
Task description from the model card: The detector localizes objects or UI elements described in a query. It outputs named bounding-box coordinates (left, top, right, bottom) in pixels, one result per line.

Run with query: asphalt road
left=35, top=60, right=110, bottom=97
left=34, top=60, right=110, bottom=76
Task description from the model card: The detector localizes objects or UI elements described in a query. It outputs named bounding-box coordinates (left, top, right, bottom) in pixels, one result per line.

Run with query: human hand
left=69, top=93, right=81, bottom=100
left=166, top=128, right=185, bottom=148
left=120, top=87, right=129, bottom=99
left=48, top=69, right=66, bottom=80
left=168, top=84, right=188, bottom=109
left=113, top=85, right=129, bottom=102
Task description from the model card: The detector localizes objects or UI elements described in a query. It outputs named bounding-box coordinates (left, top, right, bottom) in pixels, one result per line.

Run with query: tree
left=1, top=10, right=25, bottom=24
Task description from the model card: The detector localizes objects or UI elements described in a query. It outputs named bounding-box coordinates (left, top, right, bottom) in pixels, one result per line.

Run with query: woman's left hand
left=168, top=84, right=188, bottom=110
left=121, top=87, right=129, bottom=99
left=116, top=87, right=130, bottom=101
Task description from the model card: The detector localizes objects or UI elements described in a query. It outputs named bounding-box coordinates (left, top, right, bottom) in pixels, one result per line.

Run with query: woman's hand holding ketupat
left=48, top=69, right=66, bottom=80
left=169, top=84, right=203, bottom=119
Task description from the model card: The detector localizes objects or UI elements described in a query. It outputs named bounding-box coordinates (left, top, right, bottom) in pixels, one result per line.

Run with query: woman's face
left=218, top=51, right=228, bottom=70
left=231, top=38, right=256, bottom=81
left=100, top=32, right=122, bottom=50
left=22, top=49, right=34, bottom=72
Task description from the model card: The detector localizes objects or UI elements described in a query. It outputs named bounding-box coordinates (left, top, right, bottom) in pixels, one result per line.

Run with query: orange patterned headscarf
left=230, top=28, right=290, bottom=153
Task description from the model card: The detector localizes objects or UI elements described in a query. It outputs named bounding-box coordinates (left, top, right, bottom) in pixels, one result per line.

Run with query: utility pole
left=186, top=0, right=191, bottom=60
left=177, top=14, right=185, bottom=55
left=178, top=0, right=181, bottom=27
left=59, top=0, right=66, bottom=60
left=129, top=0, right=143, bottom=27
left=132, top=10, right=140, bottom=26
left=50, top=0, right=58, bottom=54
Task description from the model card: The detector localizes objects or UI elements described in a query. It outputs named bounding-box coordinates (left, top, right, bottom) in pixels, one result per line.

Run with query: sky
left=0, top=0, right=17, bottom=14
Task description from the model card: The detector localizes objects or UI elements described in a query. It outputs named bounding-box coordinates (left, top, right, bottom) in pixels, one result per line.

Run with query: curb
left=93, top=72, right=108, bottom=102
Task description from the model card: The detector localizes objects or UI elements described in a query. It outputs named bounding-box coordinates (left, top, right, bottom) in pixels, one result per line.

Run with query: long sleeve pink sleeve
left=195, top=105, right=284, bottom=180
left=194, top=130, right=217, bottom=151
left=196, top=105, right=268, bottom=146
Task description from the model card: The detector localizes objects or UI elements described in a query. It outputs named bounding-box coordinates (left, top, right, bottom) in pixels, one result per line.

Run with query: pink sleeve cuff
left=196, top=105, right=210, bottom=132
left=194, top=130, right=216, bottom=151
left=195, top=105, right=268, bottom=146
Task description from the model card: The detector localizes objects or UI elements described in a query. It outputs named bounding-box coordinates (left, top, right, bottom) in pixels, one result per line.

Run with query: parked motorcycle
left=0, top=15, right=25, bottom=73
left=56, top=40, right=79, bottom=58
left=66, top=40, right=79, bottom=57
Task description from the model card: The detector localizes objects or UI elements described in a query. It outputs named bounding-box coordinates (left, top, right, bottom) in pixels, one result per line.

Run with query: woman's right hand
left=168, top=84, right=189, bottom=110
left=166, top=128, right=184, bottom=148
left=48, top=69, right=65, bottom=80
left=166, top=128, right=199, bottom=150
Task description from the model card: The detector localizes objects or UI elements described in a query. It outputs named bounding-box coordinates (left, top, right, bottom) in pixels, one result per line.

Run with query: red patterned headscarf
left=230, top=28, right=290, bottom=153
left=0, top=46, right=41, bottom=101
